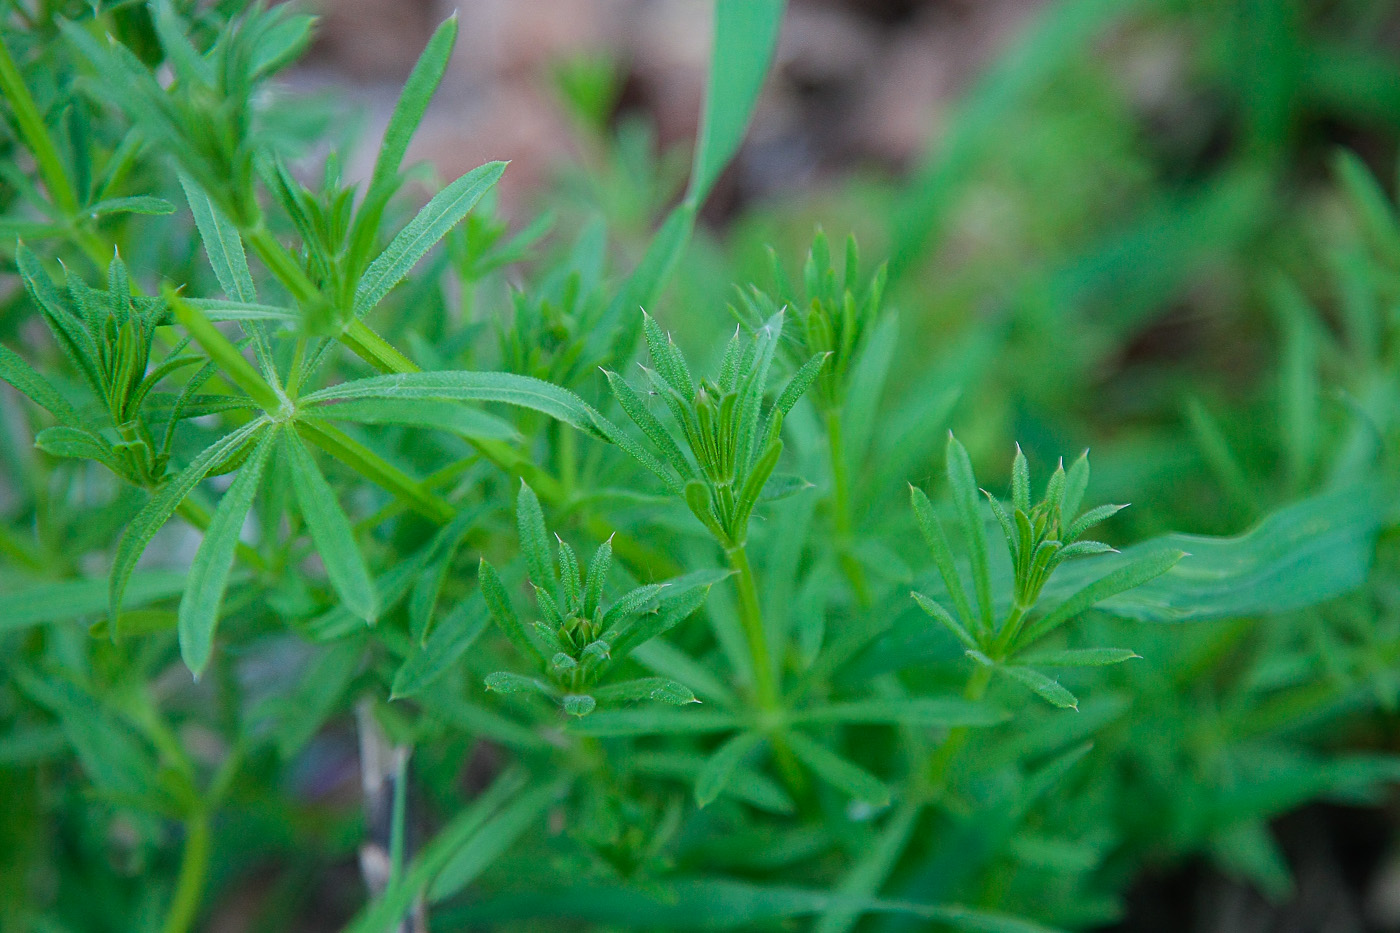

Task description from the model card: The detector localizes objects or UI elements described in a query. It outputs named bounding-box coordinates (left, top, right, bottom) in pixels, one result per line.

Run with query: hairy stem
left=825, top=410, right=871, bottom=606
left=727, top=544, right=779, bottom=710
left=727, top=545, right=806, bottom=794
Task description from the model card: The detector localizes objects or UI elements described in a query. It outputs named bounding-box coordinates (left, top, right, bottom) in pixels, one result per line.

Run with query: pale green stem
left=296, top=420, right=455, bottom=524
left=727, top=544, right=778, bottom=710
left=825, top=409, right=871, bottom=607
left=160, top=810, right=210, bottom=933
left=727, top=544, right=806, bottom=795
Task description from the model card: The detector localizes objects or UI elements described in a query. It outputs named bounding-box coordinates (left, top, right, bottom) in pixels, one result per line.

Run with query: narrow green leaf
left=946, top=434, right=993, bottom=633
left=604, top=368, right=694, bottom=479
left=110, top=419, right=267, bottom=623
left=368, top=15, right=458, bottom=199
left=516, top=481, right=554, bottom=592
left=428, top=780, right=563, bottom=902
left=304, top=370, right=675, bottom=488
left=479, top=558, right=541, bottom=663
left=784, top=730, right=890, bottom=806
left=911, top=591, right=978, bottom=651
left=1011, top=444, right=1030, bottom=513
left=910, top=485, right=976, bottom=630
left=179, top=427, right=276, bottom=677
left=355, top=161, right=507, bottom=316
left=696, top=731, right=765, bottom=807
left=343, top=769, right=530, bottom=933
left=86, top=195, right=175, bottom=217
left=791, top=698, right=1007, bottom=728
left=687, top=0, right=786, bottom=205
left=282, top=431, right=378, bottom=623
left=0, top=344, right=81, bottom=425
left=1065, top=503, right=1126, bottom=542
left=302, top=398, right=520, bottom=441
left=1018, top=648, right=1140, bottom=667
left=1024, top=549, right=1186, bottom=644
left=1061, top=450, right=1090, bottom=520
left=998, top=665, right=1079, bottom=710
left=484, top=671, right=555, bottom=697
left=593, top=677, right=699, bottom=706
left=179, top=172, right=257, bottom=302
left=6, top=572, right=185, bottom=635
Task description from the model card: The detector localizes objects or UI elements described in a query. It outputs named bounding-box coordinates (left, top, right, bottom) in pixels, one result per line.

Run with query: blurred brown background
left=291, top=0, right=1051, bottom=207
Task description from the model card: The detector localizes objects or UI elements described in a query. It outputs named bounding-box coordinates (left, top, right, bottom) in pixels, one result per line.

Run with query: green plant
left=2, top=2, right=1398, bottom=933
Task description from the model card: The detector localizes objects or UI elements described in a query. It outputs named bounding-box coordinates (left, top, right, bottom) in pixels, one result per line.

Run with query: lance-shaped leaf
left=355, top=161, right=507, bottom=316
left=0, top=345, right=81, bottom=425
left=1018, top=647, right=1140, bottom=667
left=784, top=730, right=890, bottom=806
left=516, top=482, right=554, bottom=595
left=180, top=426, right=277, bottom=677
left=695, top=731, right=765, bottom=807
left=110, top=418, right=268, bottom=623
left=910, top=485, right=976, bottom=631
left=997, top=664, right=1079, bottom=711
left=946, top=434, right=994, bottom=632
left=1022, top=549, right=1186, bottom=645
left=282, top=430, right=377, bottom=624
left=479, top=559, right=542, bottom=664
left=592, top=677, right=699, bottom=706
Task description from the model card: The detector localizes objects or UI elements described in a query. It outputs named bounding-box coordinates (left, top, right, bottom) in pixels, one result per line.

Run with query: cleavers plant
left=1, top=2, right=1398, bottom=933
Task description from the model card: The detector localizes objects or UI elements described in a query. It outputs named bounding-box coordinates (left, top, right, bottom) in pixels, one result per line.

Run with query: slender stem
left=342, top=318, right=419, bottom=376
left=161, top=810, right=210, bottom=933
left=296, top=420, right=455, bottom=524
left=923, top=662, right=993, bottom=794
left=243, top=227, right=322, bottom=308
left=727, top=544, right=778, bottom=710
left=991, top=601, right=1032, bottom=657
left=825, top=409, right=871, bottom=607
left=727, top=543, right=808, bottom=796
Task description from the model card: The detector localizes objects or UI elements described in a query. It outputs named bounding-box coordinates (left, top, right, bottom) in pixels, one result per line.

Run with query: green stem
left=0, top=34, right=79, bottom=217
left=727, top=544, right=806, bottom=794
left=342, top=318, right=419, bottom=376
left=991, top=601, right=1032, bottom=657
left=727, top=544, right=778, bottom=710
left=825, top=410, right=871, bottom=607
left=296, top=420, right=455, bottom=524
left=161, top=810, right=210, bottom=933
left=923, top=662, right=993, bottom=795
left=243, top=227, right=322, bottom=308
